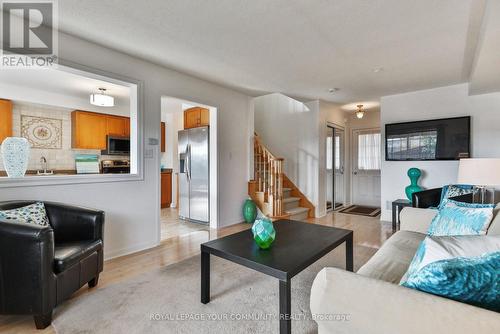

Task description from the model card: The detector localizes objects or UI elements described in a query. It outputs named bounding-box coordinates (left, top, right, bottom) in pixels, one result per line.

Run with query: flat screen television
left=385, top=116, right=470, bottom=161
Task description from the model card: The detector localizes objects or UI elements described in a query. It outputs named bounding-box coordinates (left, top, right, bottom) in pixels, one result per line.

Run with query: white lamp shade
left=457, top=158, right=500, bottom=186
left=90, top=93, right=114, bottom=107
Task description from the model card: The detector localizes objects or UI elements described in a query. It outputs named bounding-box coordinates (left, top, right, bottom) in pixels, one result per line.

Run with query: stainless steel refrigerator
left=178, top=126, right=209, bottom=224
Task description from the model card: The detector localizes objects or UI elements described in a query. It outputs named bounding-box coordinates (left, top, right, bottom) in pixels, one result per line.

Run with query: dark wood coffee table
left=200, top=219, right=353, bottom=334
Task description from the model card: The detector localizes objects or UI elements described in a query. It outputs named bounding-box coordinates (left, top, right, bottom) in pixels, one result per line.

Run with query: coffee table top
left=201, top=220, right=352, bottom=280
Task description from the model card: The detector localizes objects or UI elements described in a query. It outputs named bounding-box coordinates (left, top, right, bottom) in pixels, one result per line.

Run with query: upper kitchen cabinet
left=72, top=111, right=131, bottom=149
left=184, top=107, right=209, bottom=129
left=72, top=111, right=107, bottom=149
left=107, top=115, right=129, bottom=137
left=0, top=99, right=13, bottom=143
left=161, top=122, right=166, bottom=152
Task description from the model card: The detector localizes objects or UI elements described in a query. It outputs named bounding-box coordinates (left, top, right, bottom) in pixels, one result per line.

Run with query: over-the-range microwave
left=102, top=135, right=130, bottom=155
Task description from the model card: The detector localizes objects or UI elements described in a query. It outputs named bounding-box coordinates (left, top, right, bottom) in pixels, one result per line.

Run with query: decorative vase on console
left=1, top=137, right=30, bottom=178
left=405, top=167, right=422, bottom=203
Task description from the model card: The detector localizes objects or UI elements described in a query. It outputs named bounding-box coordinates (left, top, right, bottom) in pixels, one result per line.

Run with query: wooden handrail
left=254, top=134, right=284, bottom=216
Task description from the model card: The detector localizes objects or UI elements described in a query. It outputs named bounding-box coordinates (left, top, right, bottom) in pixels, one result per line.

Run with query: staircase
left=248, top=134, right=314, bottom=221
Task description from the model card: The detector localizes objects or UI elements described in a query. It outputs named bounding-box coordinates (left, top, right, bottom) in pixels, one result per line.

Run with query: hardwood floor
left=0, top=211, right=391, bottom=333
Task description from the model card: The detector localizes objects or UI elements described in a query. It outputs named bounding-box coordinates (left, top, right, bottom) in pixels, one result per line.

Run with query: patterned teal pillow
left=400, top=235, right=500, bottom=284
left=0, top=202, right=49, bottom=226
left=402, top=251, right=500, bottom=312
left=427, top=200, right=495, bottom=236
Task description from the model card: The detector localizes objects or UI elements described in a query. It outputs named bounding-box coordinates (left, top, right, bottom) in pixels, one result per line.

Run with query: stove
left=101, top=160, right=130, bottom=174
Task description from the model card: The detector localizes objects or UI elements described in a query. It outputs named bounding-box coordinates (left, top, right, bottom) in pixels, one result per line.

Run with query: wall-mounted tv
left=385, top=116, right=470, bottom=161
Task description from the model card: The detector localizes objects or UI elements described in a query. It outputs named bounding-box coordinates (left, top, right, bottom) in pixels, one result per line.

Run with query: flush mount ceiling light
left=90, top=88, right=114, bottom=107
left=328, top=88, right=340, bottom=93
left=356, top=104, right=365, bottom=119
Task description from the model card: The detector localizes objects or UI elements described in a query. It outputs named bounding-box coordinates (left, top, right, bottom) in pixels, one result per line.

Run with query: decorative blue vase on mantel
left=405, top=168, right=422, bottom=203
left=1, top=137, right=30, bottom=178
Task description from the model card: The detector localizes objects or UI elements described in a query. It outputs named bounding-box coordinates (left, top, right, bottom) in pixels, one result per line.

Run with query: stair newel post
left=276, top=158, right=284, bottom=216
left=262, top=150, right=267, bottom=197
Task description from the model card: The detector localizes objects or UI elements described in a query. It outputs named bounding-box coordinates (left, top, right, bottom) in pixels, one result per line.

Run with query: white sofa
left=310, top=206, right=500, bottom=334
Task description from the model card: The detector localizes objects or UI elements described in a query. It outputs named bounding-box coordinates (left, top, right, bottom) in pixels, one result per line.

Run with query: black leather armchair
left=0, top=201, right=104, bottom=329
left=412, top=188, right=473, bottom=208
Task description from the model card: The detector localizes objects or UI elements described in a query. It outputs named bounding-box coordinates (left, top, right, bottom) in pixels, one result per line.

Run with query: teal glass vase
left=405, top=168, right=422, bottom=203
left=242, top=199, right=257, bottom=223
left=251, top=218, right=276, bottom=249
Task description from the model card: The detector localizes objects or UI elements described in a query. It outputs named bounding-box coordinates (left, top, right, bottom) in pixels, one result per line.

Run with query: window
left=358, top=132, right=381, bottom=170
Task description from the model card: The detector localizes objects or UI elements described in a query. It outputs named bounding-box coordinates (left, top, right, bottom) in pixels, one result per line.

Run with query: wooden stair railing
left=254, top=135, right=284, bottom=217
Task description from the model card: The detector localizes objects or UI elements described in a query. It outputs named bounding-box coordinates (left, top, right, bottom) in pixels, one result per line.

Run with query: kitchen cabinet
left=0, top=99, right=12, bottom=144
left=160, top=122, right=166, bottom=153
left=107, top=115, right=129, bottom=137
left=72, top=111, right=130, bottom=149
left=72, top=111, right=107, bottom=149
left=161, top=170, right=172, bottom=208
left=184, top=107, right=209, bottom=129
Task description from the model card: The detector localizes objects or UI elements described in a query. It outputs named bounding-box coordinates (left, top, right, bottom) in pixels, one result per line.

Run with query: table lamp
left=457, top=158, right=500, bottom=203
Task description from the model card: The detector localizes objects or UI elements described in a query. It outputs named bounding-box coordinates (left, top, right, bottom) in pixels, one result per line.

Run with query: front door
left=352, top=129, right=381, bottom=207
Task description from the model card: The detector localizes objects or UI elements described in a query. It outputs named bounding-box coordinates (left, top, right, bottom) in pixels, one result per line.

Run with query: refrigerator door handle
left=186, top=144, right=191, bottom=181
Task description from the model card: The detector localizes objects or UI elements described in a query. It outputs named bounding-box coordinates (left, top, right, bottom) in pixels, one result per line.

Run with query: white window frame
left=0, top=59, right=144, bottom=188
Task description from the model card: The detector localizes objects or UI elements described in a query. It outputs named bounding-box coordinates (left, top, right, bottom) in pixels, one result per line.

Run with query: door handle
left=186, top=144, right=191, bottom=181
left=353, top=171, right=358, bottom=175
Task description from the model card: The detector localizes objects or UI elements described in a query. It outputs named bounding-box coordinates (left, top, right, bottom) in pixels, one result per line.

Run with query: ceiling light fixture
left=90, top=88, right=114, bottom=107
left=328, top=88, right=340, bottom=93
left=356, top=104, right=365, bottom=119
left=373, top=67, right=384, bottom=73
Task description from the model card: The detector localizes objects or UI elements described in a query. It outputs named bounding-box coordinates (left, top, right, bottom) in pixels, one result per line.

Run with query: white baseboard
left=104, top=239, right=159, bottom=261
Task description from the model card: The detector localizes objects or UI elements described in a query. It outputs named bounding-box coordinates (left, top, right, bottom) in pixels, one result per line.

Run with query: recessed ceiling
left=55, top=0, right=496, bottom=103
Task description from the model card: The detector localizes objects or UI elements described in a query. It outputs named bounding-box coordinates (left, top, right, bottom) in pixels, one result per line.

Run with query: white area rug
left=53, top=244, right=374, bottom=334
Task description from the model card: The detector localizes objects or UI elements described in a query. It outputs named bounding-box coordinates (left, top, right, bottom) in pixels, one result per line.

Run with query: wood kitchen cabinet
left=72, top=111, right=107, bottom=149
left=161, top=170, right=172, bottom=208
left=106, top=115, right=129, bottom=137
left=184, top=107, right=209, bottom=129
left=160, top=122, right=166, bottom=152
left=72, top=111, right=131, bottom=149
left=0, top=99, right=12, bottom=144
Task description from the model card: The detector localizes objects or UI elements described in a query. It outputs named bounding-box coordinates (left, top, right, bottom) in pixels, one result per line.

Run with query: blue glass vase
left=251, top=218, right=276, bottom=249
left=405, top=168, right=422, bottom=203
left=1, top=137, right=30, bottom=178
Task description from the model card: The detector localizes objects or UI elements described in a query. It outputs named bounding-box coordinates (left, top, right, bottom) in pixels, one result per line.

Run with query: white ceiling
left=51, top=0, right=500, bottom=103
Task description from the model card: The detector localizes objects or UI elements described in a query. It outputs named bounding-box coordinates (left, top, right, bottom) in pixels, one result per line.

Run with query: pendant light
left=90, top=88, right=114, bottom=107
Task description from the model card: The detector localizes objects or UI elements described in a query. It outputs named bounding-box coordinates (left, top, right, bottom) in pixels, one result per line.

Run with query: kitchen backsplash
left=0, top=101, right=128, bottom=171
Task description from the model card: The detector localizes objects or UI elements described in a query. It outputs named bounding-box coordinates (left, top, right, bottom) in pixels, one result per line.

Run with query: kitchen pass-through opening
left=0, top=63, right=141, bottom=187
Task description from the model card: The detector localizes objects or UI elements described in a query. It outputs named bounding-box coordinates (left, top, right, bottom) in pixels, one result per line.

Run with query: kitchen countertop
left=0, top=170, right=78, bottom=177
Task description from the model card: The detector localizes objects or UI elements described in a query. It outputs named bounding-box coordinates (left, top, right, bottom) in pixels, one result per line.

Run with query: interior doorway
left=326, top=125, right=346, bottom=212
left=159, top=96, right=218, bottom=242
left=351, top=128, right=381, bottom=207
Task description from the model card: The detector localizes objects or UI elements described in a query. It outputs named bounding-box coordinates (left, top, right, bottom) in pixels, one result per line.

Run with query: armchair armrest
left=310, top=268, right=500, bottom=334
left=412, top=188, right=442, bottom=208
left=44, top=202, right=104, bottom=244
left=0, top=219, right=56, bottom=315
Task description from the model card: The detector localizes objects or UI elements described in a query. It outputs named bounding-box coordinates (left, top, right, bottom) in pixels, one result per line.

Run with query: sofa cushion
left=54, top=240, right=102, bottom=273
left=357, top=230, right=426, bottom=283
